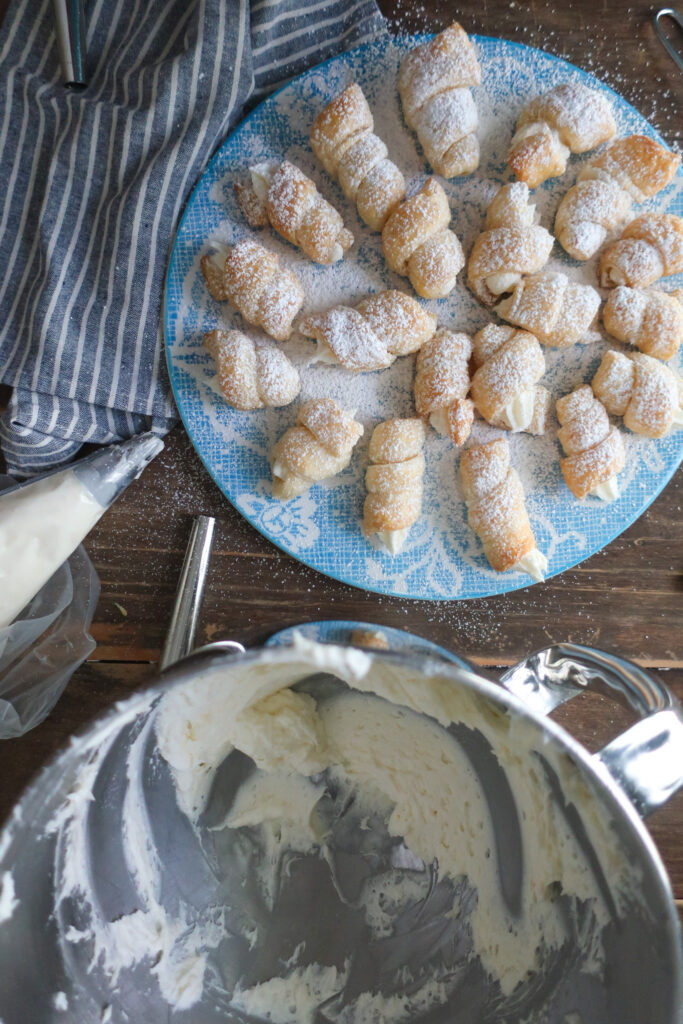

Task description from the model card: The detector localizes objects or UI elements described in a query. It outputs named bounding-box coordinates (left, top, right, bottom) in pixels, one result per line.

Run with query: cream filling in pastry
left=603, top=267, right=626, bottom=286
left=512, top=548, right=548, bottom=582
left=485, top=271, right=521, bottom=295
left=428, top=408, right=450, bottom=436
left=308, top=340, right=338, bottom=365
left=498, top=390, right=535, bottom=432
left=250, top=162, right=275, bottom=202
left=589, top=476, right=620, bottom=502
left=328, top=241, right=345, bottom=263
left=377, top=527, right=410, bottom=555
left=205, top=244, right=229, bottom=276
left=271, top=461, right=308, bottom=497
left=672, top=407, right=683, bottom=427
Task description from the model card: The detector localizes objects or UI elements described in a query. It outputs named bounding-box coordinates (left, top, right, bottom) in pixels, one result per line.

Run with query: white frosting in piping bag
left=0, top=471, right=103, bottom=629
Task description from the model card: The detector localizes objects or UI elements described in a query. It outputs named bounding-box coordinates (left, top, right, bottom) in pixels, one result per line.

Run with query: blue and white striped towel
left=0, top=0, right=386, bottom=475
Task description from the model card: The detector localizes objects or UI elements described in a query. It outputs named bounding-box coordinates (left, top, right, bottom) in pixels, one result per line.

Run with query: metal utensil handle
left=500, top=642, right=675, bottom=717
left=52, top=0, right=88, bottom=86
left=500, top=643, right=683, bottom=817
left=654, top=8, right=683, bottom=72
left=160, top=516, right=216, bottom=670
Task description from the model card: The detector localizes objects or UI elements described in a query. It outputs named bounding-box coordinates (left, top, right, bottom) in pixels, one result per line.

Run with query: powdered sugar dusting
left=165, top=33, right=682, bottom=600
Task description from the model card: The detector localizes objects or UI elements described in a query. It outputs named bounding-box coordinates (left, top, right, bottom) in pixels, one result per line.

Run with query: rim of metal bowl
left=1, top=642, right=681, bottom=1013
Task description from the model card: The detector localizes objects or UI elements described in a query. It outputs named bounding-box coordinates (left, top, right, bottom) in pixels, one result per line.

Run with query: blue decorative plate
left=164, top=34, right=682, bottom=601
left=265, top=619, right=470, bottom=669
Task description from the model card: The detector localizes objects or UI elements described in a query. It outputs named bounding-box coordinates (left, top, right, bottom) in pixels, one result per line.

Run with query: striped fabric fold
left=0, top=0, right=386, bottom=475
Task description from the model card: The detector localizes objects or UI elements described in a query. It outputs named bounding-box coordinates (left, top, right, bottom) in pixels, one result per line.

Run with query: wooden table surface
left=0, top=0, right=681, bottom=929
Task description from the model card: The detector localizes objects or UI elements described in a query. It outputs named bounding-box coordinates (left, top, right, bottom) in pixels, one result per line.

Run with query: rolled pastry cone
left=460, top=438, right=547, bottom=581
left=203, top=329, right=300, bottom=410
left=555, top=135, right=680, bottom=260
left=414, top=329, right=475, bottom=445
left=234, top=161, right=354, bottom=265
left=495, top=271, right=601, bottom=348
left=602, top=286, right=683, bottom=361
left=591, top=350, right=683, bottom=439
left=598, top=213, right=683, bottom=289
left=507, top=82, right=616, bottom=188
left=200, top=240, right=304, bottom=342
left=382, top=178, right=465, bottom=299
left=364, top=418, right=427, bottom=555
left=470, top=324, right=550, bottom=435
left=584, top=135, right=680, bottom=203
left=467, top=182, right=554, bottom=306
left=554, top=178, right=632, bottom=262
left=310, top=83, right=406, bottom=231
left=556, top=386, right=625, bottom=501
left=398, top=22, right=481, bottom=177
left=300, top=290, right=437, bottom=372
left=271, top=398, right=363, bottom=500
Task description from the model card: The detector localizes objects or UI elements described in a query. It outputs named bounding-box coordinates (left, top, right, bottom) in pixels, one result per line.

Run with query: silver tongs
left=654, top=8, right=683, bottom=71
left=52, top=0, right=87, bottom=87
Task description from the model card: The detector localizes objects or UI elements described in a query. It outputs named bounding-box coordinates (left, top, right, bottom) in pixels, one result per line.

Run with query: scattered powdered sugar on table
left=166, top=35, right=682, bottom=600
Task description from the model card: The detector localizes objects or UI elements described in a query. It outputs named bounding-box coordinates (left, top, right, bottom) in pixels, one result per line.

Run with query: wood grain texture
left=0, top=0, right=681, bottom=931
left=83, top=428, right=683, bottom=669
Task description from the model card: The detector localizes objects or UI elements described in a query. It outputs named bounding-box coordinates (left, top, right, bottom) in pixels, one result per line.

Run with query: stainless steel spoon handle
left=160, top=515, right=216, bottom=670
left=53, top=0, right=88, bottom=87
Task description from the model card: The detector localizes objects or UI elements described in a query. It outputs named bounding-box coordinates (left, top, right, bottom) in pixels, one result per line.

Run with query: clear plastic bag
left=0, top=475, right=100, bottom=738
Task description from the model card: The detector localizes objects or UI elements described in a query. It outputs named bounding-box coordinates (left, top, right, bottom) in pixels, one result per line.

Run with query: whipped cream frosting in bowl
left=0, top=636, right=680, bottom=1023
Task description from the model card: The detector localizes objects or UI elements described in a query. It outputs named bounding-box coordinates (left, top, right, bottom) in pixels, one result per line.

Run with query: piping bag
left=0, top=432, right=164, bottom=737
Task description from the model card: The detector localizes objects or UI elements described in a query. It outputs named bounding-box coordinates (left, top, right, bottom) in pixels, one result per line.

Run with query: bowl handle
left=499, top=642, right=683, bottom=817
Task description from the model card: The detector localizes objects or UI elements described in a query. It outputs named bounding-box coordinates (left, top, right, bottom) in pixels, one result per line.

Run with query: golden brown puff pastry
left=203, top=329, right=300, bottom=410
left=382, top=178, right=464, bottom=299
left=200, top=239, right=304, bottom=342
left=602, top=285, right=683, bottom=362
left=234, top=160, right=354, bottom=264
left=300, top=290, right=437, bottom=372
left=591, top=350, right=683, bottom=439
left=350, top=628, right=390, bottom=650
left=495, top=271, right=601, bottom=348
left=554, top=178, right=632, bottom=262
left=507, top=82, right=616, bottom=188
left=555, top=135, right=680, bottom=260
left=585, top=134, right=680, bottom=202
left=467, top=182, right=554, bottom=306
left=598, top=213, right=683, bottom=289
left=364, top=418, right=427, bottom=555
left=556, top=386, right=625, bottom=501
left=398, top=22, right=481, bottom=178
left=310, top=83, right=406, bottom=231
left=460, top=438, right=547, bottom=580
left=271, top=398, right=363, bottom=500
left=470, top=324, right=550, bottom=435
left=414, top=329, right=474, bottom=445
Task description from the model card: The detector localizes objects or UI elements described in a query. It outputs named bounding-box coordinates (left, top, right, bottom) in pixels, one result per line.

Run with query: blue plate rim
left=264, top=618, right=472, bottom=670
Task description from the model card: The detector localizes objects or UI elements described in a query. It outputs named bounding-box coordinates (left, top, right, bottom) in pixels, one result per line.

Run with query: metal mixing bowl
left=0, top=636, right=680, bottom=1023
